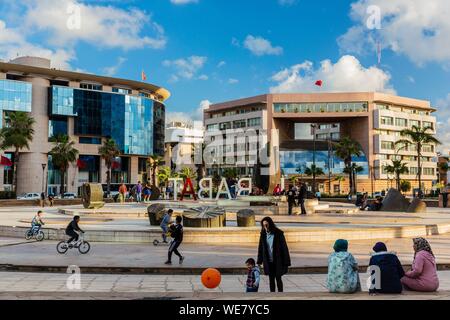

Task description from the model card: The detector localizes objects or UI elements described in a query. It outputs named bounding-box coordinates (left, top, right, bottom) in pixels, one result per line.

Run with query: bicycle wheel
left=25, top=230, right=33, bottom=240
left=78, top=241, right=91, bottom=254
left=36, top=230, right=45, bottom=241
left=56, top=241, right=69, bottom=254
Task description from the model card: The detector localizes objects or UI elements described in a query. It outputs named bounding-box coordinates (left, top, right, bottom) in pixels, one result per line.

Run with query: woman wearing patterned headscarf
left=401, top=237, right=439, bottom=292
left=326, top=239, right=361, bottom=293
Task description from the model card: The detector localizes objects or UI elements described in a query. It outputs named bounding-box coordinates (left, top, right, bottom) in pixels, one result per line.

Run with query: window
left=423, top=168, right=435, bottom=175
left=79, top=137, right=102, bottom=144
left=409, top=167, right=419, bottom=175
left=219, top=122, right=232, bottom=130
left=381, top=141, right=394, bottom=150
left=376, top=104, right=389, bottom=110
left=233, top=119, right=246, bottom=129
left=395, top=118, right=407, bottom=127
left=247, top=117, right=261, bottom=127
left=48, top=118, right=68, bottom=140
left=423, top=121, right=434, bottom=130
left=410, top=120, right=420, bottom=127
left=422, top=145, right=434, bottom=153
left=381, top=116, right=394, bottom=126
left=206, top=124, right=219, bottom=132
left=112, top=87, right=132, bottom=95
left=80, top=83, right=102, bottom=91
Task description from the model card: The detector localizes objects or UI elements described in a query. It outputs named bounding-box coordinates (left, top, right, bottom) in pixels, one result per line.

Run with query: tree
left=157, top=166, right=175, bottom=188
left=0, top=111, right=35, bottom=193
left=400, top=180, right=412, bottom=193
left=223, top=168, right=238, bottom=179
left=98, top=138, right=120, bottom=196
left=178, top=167, right=197, bottom=181
left=334, top=175, right=345, bottom=195
left=147, top=155, right=164, bottom=186
left=438, top=159, right=449, bottom=184
left=334, top=137, right=361, bottom=195
left=395, top=125, right=441, bottom=196
left=384, top=159, right=409, bottom=190
left=343, top=163, right=364, bottom=194
left=49, top=134, right=79, bottom=195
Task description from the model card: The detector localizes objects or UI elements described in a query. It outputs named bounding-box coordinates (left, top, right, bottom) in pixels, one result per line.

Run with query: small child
left=31, top=210, right=45, bottom=232
left=245, top=258, right=260, bottom=293
left=165, top=215, right=184, bottom=265
left=160, top=209, right=173, bottom=243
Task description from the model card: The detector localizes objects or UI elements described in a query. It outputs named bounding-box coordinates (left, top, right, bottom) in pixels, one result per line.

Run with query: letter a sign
left=180, top=178, right=198, bottom=201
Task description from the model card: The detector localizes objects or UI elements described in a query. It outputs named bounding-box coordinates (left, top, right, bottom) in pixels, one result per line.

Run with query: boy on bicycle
left=31, top=211, right=45, bottom=232
left=66, top=215, right=85, bottom=247
left=160, top=209, right=173, bottom=243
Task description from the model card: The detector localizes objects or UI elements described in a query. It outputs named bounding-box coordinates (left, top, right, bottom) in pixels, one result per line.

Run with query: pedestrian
left=298, top=182, right=307, bottom=215
left=160, top=209, right=173, bottom=243
left=257, top=217, right=291, bottom=292
left=245, top=258, right=261, bottom=293
left=48, top=194, right=54, bottom=207
left=118, top=183, right=127, bottom=204
left=273, top=184, right=282, bottom=196
left=326, top=239, right=361, bottom=293
left=135, top=181, right=142, bottom=203
left=401, top=238, right=439, bottom=292
left=315, top=190, right=321, bottom=201
left=144, top=184, right=152, bottom=202
left=369, top=242, right=405, bottom=294
left=287, top=184, right=296, bottom=216
left=40, top=192, right=45, bottom=207
left=165, top=215, right=185, bottom=265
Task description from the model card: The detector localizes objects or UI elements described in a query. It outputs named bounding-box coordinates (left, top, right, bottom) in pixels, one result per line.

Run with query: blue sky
left=1, top=0, right=450, bottom=151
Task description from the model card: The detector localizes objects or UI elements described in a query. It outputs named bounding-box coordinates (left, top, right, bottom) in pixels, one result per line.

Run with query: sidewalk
left=0, top=271, right=449, bottom=300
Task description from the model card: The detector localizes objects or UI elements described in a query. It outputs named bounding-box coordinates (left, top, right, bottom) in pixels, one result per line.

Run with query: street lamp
left=41, top=163, right=47, bottom=195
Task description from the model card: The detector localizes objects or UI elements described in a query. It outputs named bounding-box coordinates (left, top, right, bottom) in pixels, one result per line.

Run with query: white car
left=62, top=193, right=77, bottom=199
left=17, top=193, right=41, bottom=200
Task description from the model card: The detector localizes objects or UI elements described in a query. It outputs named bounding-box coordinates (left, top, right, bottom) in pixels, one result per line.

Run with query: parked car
left=17, top=193, right=41, bottom=200
left=61, top=193, right=77, bottom=199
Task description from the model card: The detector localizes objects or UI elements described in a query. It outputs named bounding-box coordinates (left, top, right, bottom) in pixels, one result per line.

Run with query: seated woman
left=369, top=242, right=405, bottom=294
left=401, top=238, right=439, bottom=292
left=326, top=239, right=361, bottom=293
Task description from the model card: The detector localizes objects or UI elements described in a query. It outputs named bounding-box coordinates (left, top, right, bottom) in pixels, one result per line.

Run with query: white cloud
left=0, top=19, right=75, bottom=69
left=170, top=0, right=199, bottom=4
left=217, top=61, right=226, bottom=68
left=243, top=35, right=283, bottom=56
left=22, top=0, right=167, bottom=50
left=198, top=74, right=209, bottom=81
left=228, top=78, right=239, bottom=84
left=166, top=99, right=211, bottom=124
left=102, top=57, right=127, bottom=76
left=338, top=0, right=450, bottom=66
left=163, top=56, right=207, bottom=81
left=278, top=0, right=297, bottom=6
left=270, top=55, right=396, bottom=94
left=436, top=94, right=450, bottom=155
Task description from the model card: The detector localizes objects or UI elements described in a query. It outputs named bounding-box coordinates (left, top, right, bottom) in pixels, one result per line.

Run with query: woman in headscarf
left=257, top=217, right=291, bottom=292
left=368, top=242, right=405, bottom=294
left=401, top=237, right=439, bottom=292
left=326, top=239, right=361, bottom=293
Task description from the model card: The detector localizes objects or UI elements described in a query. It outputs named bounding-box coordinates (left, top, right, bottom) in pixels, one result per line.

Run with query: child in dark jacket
left=369, top=242, right=405, bottom=294
left=245, top=258, right=261, bottom=293
left=165, top=215, right=184, bottom=265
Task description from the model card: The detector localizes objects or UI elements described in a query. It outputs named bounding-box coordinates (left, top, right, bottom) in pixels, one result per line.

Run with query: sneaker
left=164, top=260, right=172, bottom=265
left=162, top=240, right=168, bottom=244
left=179, top=256, right=185, bottom=265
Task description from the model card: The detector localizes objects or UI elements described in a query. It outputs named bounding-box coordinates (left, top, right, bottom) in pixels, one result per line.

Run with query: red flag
left=76, top=159, right=87, bottom=169
left=315, top=80, right=323, bottom=87
left=141, top=70, right=147, bottom=81
left=0, top=156, right=12, bottom=167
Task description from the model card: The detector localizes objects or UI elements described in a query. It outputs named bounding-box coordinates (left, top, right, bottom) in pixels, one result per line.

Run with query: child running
left=245, top=258, right=261, bottom=293
left=165, top=215, right=184, bottom=265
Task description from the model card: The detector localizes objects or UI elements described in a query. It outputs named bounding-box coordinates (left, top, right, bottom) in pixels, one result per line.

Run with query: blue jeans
left=161, top=225, right=168, bottom=242
left=246, top=286, right=259, bottom=293
left=136, top=193, right=142, bottom=203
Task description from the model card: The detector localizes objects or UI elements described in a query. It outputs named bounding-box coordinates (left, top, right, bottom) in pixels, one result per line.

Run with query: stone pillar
left=0, top=166, right=4, bottom=191
left=130, top=156, right=139, bottom=185
left=67, top=163, right=78, bottom=194
left=100, top=158, right=108, bottom=184
left=17, top=152, right=48, bottom=194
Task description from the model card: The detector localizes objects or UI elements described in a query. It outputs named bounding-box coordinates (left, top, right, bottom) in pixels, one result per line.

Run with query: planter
left=236, top=209, right=256, bottom=227
left=81, top=183, right=105, bottom=209
left=147, top=203, right=167, bottom=226
left=182, top=206, right=226, bottom=228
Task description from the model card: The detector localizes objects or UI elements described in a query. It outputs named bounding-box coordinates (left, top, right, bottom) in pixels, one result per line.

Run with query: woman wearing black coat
left=257, top=217, right=291, bottom=292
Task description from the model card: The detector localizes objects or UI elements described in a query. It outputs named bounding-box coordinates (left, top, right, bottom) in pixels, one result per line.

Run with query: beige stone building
left=0, top=56, right=169, bottom=196
left=204, top=92, right=437, bottom=195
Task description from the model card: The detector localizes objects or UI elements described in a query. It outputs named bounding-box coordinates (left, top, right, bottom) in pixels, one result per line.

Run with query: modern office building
left=204, top=92, right=438, bottom=194
left=164, top=121, right=204, bottom=172
left=0, top=56, right=169, bottom=195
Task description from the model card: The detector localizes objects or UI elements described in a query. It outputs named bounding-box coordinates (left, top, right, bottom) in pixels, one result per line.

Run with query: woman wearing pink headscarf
left=401, top=237, right=439, bottom=292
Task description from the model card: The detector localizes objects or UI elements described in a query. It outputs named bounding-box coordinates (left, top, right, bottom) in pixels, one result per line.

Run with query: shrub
left=0, top=191, right=16, bottom=199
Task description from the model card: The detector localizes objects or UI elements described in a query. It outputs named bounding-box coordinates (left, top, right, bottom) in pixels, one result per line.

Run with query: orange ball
left=201, top=268, right=221, bottom=289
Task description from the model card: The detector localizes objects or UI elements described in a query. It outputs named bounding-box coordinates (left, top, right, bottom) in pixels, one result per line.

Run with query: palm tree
left=0, top=111, right=35, bottom=193
left=334, top=137, right=361, bottom=195
left=223, top=168, right=238, bottom=179
left=438, top=158, right=449, bottom=184
left=395, top=125, right=441, bottom=196
left=344, top=163, right=364, bottom=193
left=49, top=135, right=79, bottom=195
left=304, top=165, right=325, bottom=193
left=178, top=167, right=197, bottom=181
left=334, top=175, right=345, bottom=195
left=384, top=159, right=409, bottom=190
left=98, top=138, right=120, bottom=196
left=147, top=155, right=164, bottom=186
left=157, top=166, right=175, bottom=188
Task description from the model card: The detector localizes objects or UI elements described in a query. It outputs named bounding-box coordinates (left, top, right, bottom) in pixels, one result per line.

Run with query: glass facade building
left=49, top=86, right=165, bottom=156
left=0, top=79, right=32, bottom=128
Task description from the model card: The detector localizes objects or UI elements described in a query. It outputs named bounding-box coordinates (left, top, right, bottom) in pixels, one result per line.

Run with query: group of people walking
left=243, top=216, right=440, bottom=294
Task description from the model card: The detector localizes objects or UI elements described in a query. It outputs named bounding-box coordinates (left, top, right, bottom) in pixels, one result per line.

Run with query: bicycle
left=25, top=226, right=45, bottom=241
left=56, top=232, right=91, bottom=254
